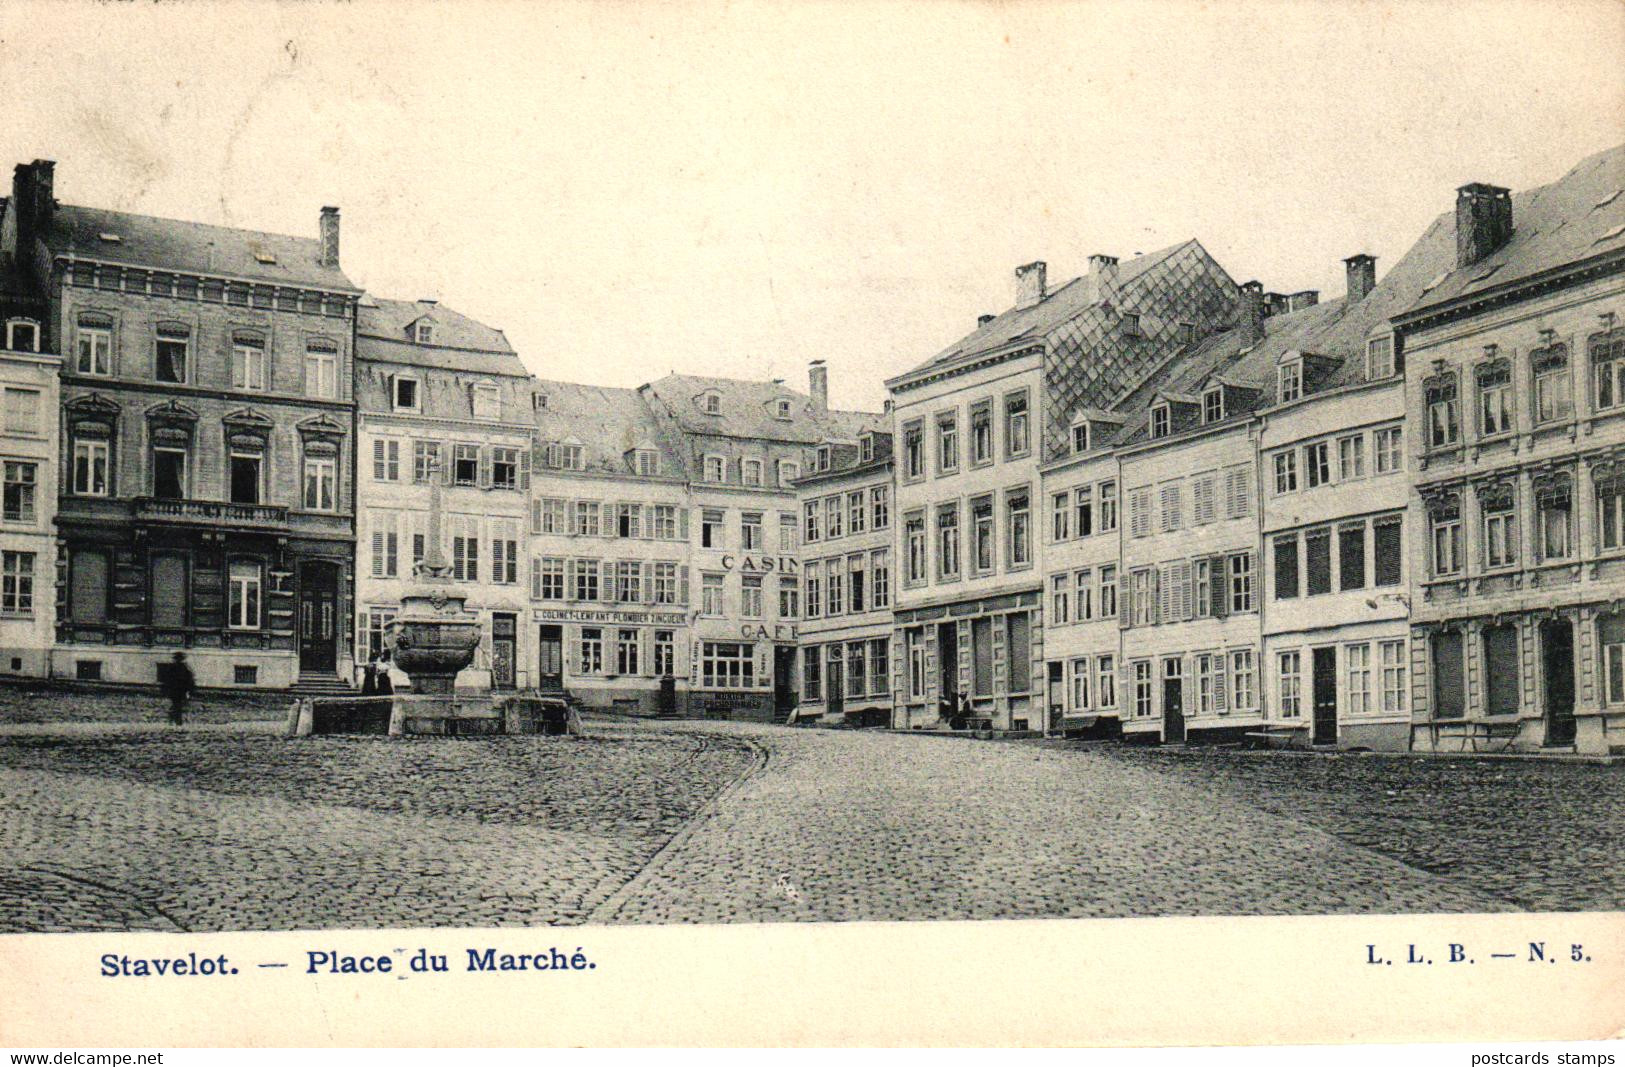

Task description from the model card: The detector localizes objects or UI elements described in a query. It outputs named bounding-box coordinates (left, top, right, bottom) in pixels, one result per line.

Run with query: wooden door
left=298, top=561, right=338, bottom=672
left=538, top=625, right=564, bottom=691
left=1312, top=646, right=1338, bottom=745
left=1542, top=619, right=1576, bottom=746
left=1162, top=657, right=1185, bottom=743
left=491, top=612, right=516, bottom=690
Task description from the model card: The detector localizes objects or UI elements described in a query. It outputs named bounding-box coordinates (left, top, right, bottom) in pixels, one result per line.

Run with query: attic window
left=254, top=251, right=277, bottom=265
left=1122, top=312, right=1142, bottom=337
left=860, top=434, right=874, bottom=462
left=96, top=233, right=122, bottom=244
left=1203, top=388, right=1224, bottom=424
left=392, top=375, right=420, bottom=412
left=5, top=319, right=39, bottom=354
left=1149, top=404, right=1170, bottom=440
left=471, top=382, right=500, bottom=421
left=815, top=445, right=832, bottom=472
left=633, top=449, right=659, bottom=477
left=415, top=323, right=433, bottom=344
left=702, top=393, right=721, bottom=415
left=1279, top=360, right=1303, bottom=404
left=775, top=398, right=792, bottom=419
left=1070, top=419, right=1089, bottom=454
left=1367, top=336, right=1396, bottom=379
left=533, top=392, right=547, bottom=410
left=1178, top=322, right=1195, bottom=344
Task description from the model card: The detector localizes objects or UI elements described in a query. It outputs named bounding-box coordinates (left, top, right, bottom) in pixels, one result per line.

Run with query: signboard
left=531, top=608, right=687, bottom=625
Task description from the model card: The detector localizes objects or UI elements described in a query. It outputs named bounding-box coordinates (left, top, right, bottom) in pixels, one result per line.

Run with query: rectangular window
left=1279, top=362, right=1302, bottom=403
left=778, top=574, right=800, bottom=618
left=1367, top=336, right=1395, bottom=379
left=1428, top=378, right=1460, bottom=448
left=372, top=439, right=400, bottom=482
left=1050, top=574, right=1070, bottom=625
left=871, top=486, right=890, bottom=530
left=1133, top=661, right=1154, bottom=718
left=1150, top=405, right=1170, bottom=439
left=905, top=513, right=927, bottom=584
left=777, top=511, right=797, bottom=550
left=805, top=569, right=821, bottom=620
left=152, top=447, right=186, bottom=500
left=369, top=514, right=399, bottom=578
left=740, top=511, right=762, bottom=550
left=612, top=560, right=639, bottom=602
left=393, top=376, right=420, bottom=412
left=869, top=639, right=889, bottom=697
left=1273, top=534, right=1300, bottom=600
left=1538, top=483, right=1572, bottom=560
left=1274, top=451, right=1298, bottom=494
left=741, top=574, right=763, bottom=618
left=1337, top=435, right=1366, bottom=480
left=1483, top=625, right=1520, bottom=717
left=701, top=509, right=722, bottom=548
left=1432, top=513, right=1463, bottom=576
left=1070, top=658, right=1089, bottom=712
left=74, top=439, right=109, bottom=496
left=302, top=456, right=335, bottom=511
left=3, top=388, right=38, bottom=434
left=1338, top=524, right=1366, bottom=591
left=1346, top=643, right=1373, bottom=716
left=2, top=461, right=36, bottom=522
left=1374, top=427, right=1402, bottom=474
left=1004, top=391, right=1030, bottom=458
left=1229, top=649, right=1256, bottom=710
left=305, top=344, right=338, bottom=399
left=804, top=501, right=822, bottom=543
left=1051, top=491, right=1070, bottom=542
left=971, top=496, right=994, bottom=574
left=826, top=560, right=845, bottom=615
left=847, top=554, right=866, bottom=613
left=970, top=400, right=993, bottom=464
left=1099, top=480, right=1118, bottom=531
left=1158, top=481, right=1182, bottom=532
left=77, top=324, right=112, bottom=375
left=1602, top=615, right=1625, bottom=705
left=1601, top=481, right=1625, bottom=550
left=903, top=420, right=924, bottom=480
left=652, top=561, right=677, bottom=605
left=413, top=440, right=440, bottom=483
left=653, top=630, right=675, bottom=678
left=228, top=560, right=261, bottom=630
left=1229, top=553, right=1254, bottom=613
left=778, top=460, right=799, bottom=487
left=701, top=573, right=724, bottom=616
left=972, top=616, right=993, bottom=696
left=617, top=629, right=640, bottom=676
left=360, top=608, right=397, bottom=666
left=0, top=551, right=33, bottom=614
left=1007, top=612, right=1031, bottom=693
left=1074, top=485, right=1094, bottom=537
left=871, top=549, right=890, bottom=609
left=1484, top=495, right=1517, bottom=569
left=652, top=504, right=679, bottom=540
left=936, top=412, right=959, bottom=473
left=1277, top=651, right=1302, bottom=719
left=1431, top=630, right=1465, bottom=719
left=490, top=447, right=520, bottom=490
left=1224, top=466, right=1252, bottom=519
left=579, top=628, right=604, bottom=674
left=1192, top=474, right=1216, bottom=526
left=1073, top=568, right=1093, bottom=621
left=704, top=455, right=725, bottom=483
left=1203, top=389, right=1223, bottom=424
left=1305, top=442, right=1331, bottom=488
left=1374, top=518, right=1402, bottom=587
left=1099, top=565, right=1118, bottom=618
left=846, top=641, right=867, bottom=699
left=826, top=496, right=844, bottom=539
left=1305, top=528, right=1331, bottom=595
left=804, top=643, right=823, bottom=701
left=1129, top=568, right=1154, bottom=627
left=701, top=642, right=755, bottom=689
left=1096, top=654, right=1116, bottom=709
left=452, top=522, right=480, bottom=582
left=847, top=492, right=866, bottom=535
left=1534, top=346, right=1574, bottom=423
left=1006, top=489, right=1031, bottom=566
left=1379, top=640, right=1407, bottom=713
left=1192, top=559, right=1211, bottom=618
left=1479, top=362, right=1512, bottom=436
left=155, top=326, right=188, bottom=383
left=573, top=556, right=601, bottom=599
left=1129, top=487, right=1151, bottom=538
left=539, top=558, right=565, bottom=600
left=741, top=459, right=762, bottom=487
left=452, top=444, right=480, bottom=486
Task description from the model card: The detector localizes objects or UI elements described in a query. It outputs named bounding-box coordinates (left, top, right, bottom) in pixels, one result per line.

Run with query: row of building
left=0, top=145, right=1621, bottom=752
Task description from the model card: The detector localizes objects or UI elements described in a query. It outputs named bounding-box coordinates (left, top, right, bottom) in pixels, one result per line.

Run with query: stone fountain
left=384, top=454, right=487, bottom=736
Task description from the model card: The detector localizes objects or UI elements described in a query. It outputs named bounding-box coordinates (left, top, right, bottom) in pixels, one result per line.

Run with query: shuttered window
left=1483, top=625, right=1520, bottom=717
left=1339, top=524, right=1366, bottom=591
left=1374, top=518, right=1403, bottom=586
left=1193, top=475, right=1216, bottom=525
left=1306, top=529, right=1332, bottom=595
left=1224, top=466, right=1251, bottom=518
left=1274, top=535, right=1299, bottom=600
left=1432, top=630, right=1466, bottom=719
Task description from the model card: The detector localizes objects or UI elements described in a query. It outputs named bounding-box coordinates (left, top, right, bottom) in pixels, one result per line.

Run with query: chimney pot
left=1455, top=182, right=1513, bottom=269
left=1088, top=253, right=1119, bottom=274
left=808, top=359, right=828, bottom=416
left=1288, top=290, right=1319, bottom=311
left=319, top=206, right=341, bottom=269
left=1238, top=281, right=1264, bottom=345
left=1344, top=254, right=1377, bottom=303
left=1013, top=261, right=1047, bottom=310
left=1264, top=291, right=1290, bottom=317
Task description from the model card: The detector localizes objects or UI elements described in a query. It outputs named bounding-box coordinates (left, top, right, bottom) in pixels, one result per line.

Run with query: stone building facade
left=793, top=430, right=893, bottom=726
left=1398, top=146, right=1625, bottom=755
left=8, top=161, right=361, bottom=690
left=354, top=297, right=536, bottom=690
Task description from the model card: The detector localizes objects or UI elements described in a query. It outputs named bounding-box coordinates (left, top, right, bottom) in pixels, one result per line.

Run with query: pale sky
left=2, top=0, right=1621, bottom=412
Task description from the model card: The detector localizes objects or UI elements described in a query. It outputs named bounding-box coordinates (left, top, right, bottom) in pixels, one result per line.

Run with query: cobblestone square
left=0, top=707, right=1619, bottom=932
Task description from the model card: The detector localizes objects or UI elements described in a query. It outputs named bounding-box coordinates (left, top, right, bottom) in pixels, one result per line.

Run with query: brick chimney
left=319, top=206, right=341, bottom=268
left=1455, top=183, right=1512, bottom=268
left=1344, top=254, right=1377, bottom=303
left=1264, top=291, right=1290, bottom=317
left=1288, top=290, right=1319, bottom=311
left=1088, top=253, right=1119, bottom=276
left=9, top=160, right=56, bottom=268
left=808, top=359, right=828, bottom=415
left=977, top=314, right=996, bottom=327
left=1014, top=261, right=1047, bottom=310
left=1239, top=281, right=1264, bottom=345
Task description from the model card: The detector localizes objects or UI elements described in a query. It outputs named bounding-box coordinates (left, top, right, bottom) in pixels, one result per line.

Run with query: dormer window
left=704, top=454, right=726, bottom=482
left=1203, top=388, right=1224, bottom=424
left=561, top=442, right=585, bottom=471
left=816, top=445, right=832, bottom=472
left=1177, top=322, right=1195, bottom=344
left=1149, top=404, right=1170, bottom=440
left=778, top=459, right=800, bottom=486
left=775, top=398, right=793, bottom=420
left=415, top=323, right=434, bottom=344
left=471, top=382, right=500, bottom=421
left=1367, top=335, right=1396, bottom=379
left=392, top=375, right=420, bottom=412
left=702, top=392, right=722, bottom=415
left=1070, top=419, right=1089, bottom=454
left=4, top=319, right=39, bottom=354
left=1278, top=360, right=1303, bottom=404
left=860, top=434, right=875, bottom=462
left=1122, top=312, right=1141, bottom=337
left=97, top=233, right=122, bottom=244
left=633, top=449, right=659, bottom=477
left=533, top=391, right=548, bottom=410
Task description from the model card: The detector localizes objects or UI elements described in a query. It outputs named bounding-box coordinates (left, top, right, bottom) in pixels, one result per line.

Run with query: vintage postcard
left=0, top=0, right=1621, bottom=1051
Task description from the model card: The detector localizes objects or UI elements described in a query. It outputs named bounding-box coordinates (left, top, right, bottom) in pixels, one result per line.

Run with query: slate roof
left=44, top=203, right=358, bottom=292
left=795, top=432, right=895, bottom=488
left=533, top=378, right=688, bottom=479
left=1403, top=142, right=1625, bottom=318
left=1113, top=206, right=1460, bottom=447
left=357, top=297, right=527, bottom=378
left=640, top=373, right=885, bottom=444
left=892, top=241, right=1195, bottom=382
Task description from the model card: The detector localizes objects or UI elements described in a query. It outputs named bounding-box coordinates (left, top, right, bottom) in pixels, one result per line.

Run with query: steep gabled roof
left=45, top=203, right=357, bottom=292
left=641, top=373, right=884, bottom=444
left=1403, top=142, right=1625, bottom=318
left=533, top=378, right=687, bottom=479
left=891, top=241, right=1197, bottom=382
left=357, top=297, right=527, bottom=377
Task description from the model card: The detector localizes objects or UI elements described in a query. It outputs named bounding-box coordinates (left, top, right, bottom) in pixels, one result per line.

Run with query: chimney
left=1288, top=290, right=1319, bottom=311
left=1088, top=253, right=1119, bottom=276
left=1344, top=254, right=1377, bottom=303
left=319, top=206, right=341, bottom=268
left=1239, top=281, right=1264, bottom=345
left=977, top=314, right=996, bottom=327
left=10, top=160, right=55, bottom=266
left=1455, top=182, right=1512, bottom=268
left=808, top=359, right=828, bottom=415
left=1013, top=261, right=1047, bottom=310
left=1264, top=291, right=1290, bottom=317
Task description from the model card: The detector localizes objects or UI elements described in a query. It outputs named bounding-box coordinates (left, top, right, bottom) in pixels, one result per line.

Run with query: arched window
left=1532, top=341, right=1574, bottom=424
left=4, top=318, right=40, bottom=354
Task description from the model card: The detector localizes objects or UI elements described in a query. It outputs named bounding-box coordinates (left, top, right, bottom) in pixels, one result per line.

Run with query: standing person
left=374, top=649, right=394, bottom=696
left=162, top=651, right=195, bottom=726
left=360, top=652, right=378, bottom=695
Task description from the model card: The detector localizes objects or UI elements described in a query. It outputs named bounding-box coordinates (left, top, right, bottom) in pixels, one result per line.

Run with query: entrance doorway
left=937, top=622, right=959, bottom=710
left=1312, top=646, right=1338, bottom=745
left=773, top=645, right=797, bottom=719
left=1161, top=656, right=1185, bottom=743
left=1541, top=618, right=1576, bottom=746
left=297, top=560, right=339, bottom=673
left=537, top=624, right=563, bottom=691
left=491, top=612, right=516, bottom=689
left=1047, top=660, right=1065, bottom=731
left=826, top=649, right=844, bottom=719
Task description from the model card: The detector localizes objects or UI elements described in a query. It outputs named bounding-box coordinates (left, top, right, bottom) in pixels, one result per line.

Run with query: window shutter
left=478, top=447, right=492, bottom=489
left=440, top=445, right=453, bottom=485
left=678, top=508, right=690, bottom=541
left=601, top=560, right=615, bottom=602
left=531, top=498, right=542, bottom=535
left=643, top=561, right=656, bottom=605
left=1153, top=566, right=1165, bottom=625
left=678, top=565, right=690, bottom=606
left=1178, top=561, right=1193, bottom=620
left=569, top=503, right=581, bottom=537
left=1214, top=655, right=1228, bottom=711
left=518, top=448, right=531, bottom=491
left=1211, top=555, right=1228, bottom=618
left=530, top=557, right=542, bottom=599
left=370, top=527, right=384, bottom=578
left=372, top=439, right=385, bottom=477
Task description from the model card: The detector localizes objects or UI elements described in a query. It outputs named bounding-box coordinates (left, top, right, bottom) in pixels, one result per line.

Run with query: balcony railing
left=133, top=497, right=290, bottom=528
